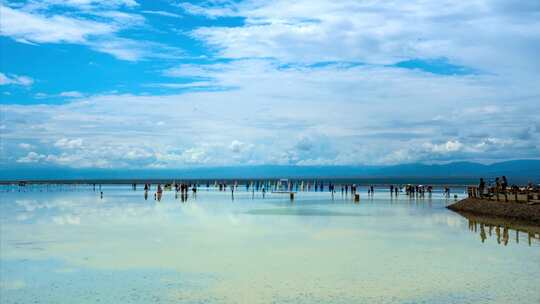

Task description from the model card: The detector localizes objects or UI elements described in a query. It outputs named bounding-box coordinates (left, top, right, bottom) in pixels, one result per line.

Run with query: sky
left=0, top=0, right=539, bottom=170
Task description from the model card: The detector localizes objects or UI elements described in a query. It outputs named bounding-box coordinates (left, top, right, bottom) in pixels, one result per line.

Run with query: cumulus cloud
left=54, top=138, right=83, bottom=149
left=3, top=58, right=539, bottom=167
left=17, top=152, right=46, bottom=163
left=229, top=140, right=243, bottom=153
left=423, top=140, right=463, bottom=154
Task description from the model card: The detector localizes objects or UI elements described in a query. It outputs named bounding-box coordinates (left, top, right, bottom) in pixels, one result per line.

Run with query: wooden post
left=290, top=192, right=294, bottom=200
left=354, top=193, right=360, bottom=202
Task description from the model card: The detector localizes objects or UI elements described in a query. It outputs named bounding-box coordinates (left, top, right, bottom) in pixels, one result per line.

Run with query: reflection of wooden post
left=354, top=193, right=360, bottom=202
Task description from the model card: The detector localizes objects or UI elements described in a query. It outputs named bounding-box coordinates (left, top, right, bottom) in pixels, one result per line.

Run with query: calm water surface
left=1, top=185, right=538, bottom=303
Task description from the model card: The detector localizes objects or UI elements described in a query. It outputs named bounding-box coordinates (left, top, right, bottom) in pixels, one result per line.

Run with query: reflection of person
left=480, top=224, right=486, bottom=243
left=502, top=227, right=509, bottom=246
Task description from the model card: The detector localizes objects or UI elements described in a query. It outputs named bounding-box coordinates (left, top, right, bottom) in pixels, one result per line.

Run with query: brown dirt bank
left=447, top=198, right=540, bottom=225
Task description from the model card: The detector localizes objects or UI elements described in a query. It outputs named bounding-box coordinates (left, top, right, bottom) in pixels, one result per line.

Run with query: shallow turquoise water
left=1, top=185, right=538, bottom=303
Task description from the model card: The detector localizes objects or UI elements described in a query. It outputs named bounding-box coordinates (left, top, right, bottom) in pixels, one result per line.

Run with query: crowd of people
left=478, top=176, right=510, bottom=196
left=127, top=180, right=458, bottom=202
left=477, top=176, right=539, bottom=199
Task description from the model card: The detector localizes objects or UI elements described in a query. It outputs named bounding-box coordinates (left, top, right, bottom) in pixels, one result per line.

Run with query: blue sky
left=1, top=0, right=539, bottom=169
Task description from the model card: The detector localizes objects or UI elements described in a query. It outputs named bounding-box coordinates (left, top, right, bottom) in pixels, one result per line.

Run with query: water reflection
left=1, top=186, right=538, bottom=304
left=459, top=212, right=540, bottom=246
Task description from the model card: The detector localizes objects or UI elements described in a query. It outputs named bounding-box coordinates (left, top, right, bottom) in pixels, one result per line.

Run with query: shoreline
left=447, top=198, right=540, bottom=225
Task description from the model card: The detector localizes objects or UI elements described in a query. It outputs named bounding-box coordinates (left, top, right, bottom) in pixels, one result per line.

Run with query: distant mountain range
left=2, top=160, right=539, bottom=183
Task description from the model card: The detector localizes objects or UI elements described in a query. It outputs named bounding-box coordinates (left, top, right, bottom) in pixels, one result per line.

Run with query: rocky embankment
left=447, top=198, right=540, bottom=225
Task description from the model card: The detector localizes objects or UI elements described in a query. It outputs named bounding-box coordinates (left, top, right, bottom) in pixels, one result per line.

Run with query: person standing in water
left=157, top=184, right=163, bottom=201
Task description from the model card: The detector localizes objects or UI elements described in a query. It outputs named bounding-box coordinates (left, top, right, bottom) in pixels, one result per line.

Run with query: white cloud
left=0, top=3, right=180, bottom=61
left=181, top=147, right=208, bottom=164
left=423, top=140, right=463, bottom=154
left=44, top=153, right=113, bottom=168
left=59, top=91, right=84, bottom=98
left=0, top=4, right=115, bottom=44
left=17, top=151, right=46, bottom=163
left=34, top=91, right=85, bottom=99
left=146, top=81, right=216, bottom=89
left=34, top=92, right=48, bottom=98
left=24, top=0, right=138, bottom=10
left=124, top=149, right=153, bottom=160
left=230, top=140, right=252, bottom=153
left=18, top=143, right=34, bottom=150
left=54, top=138, right=83, bottom=149
left=0, top=72, right=33, bottom=86
left=178, top=2, right=239, bottom=19
left=185, top=0, right=540, bottom=78
left=88, top=37, right=183, bottom=61
left=4, top=0, right=540, bottom=171
left=3, top=58, right=538, bottom=167
left=141, top=10, right=182, bottom=18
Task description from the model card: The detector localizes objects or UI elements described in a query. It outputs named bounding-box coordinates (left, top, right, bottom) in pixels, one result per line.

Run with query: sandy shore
left=447, top=198, right=540, bottom=225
